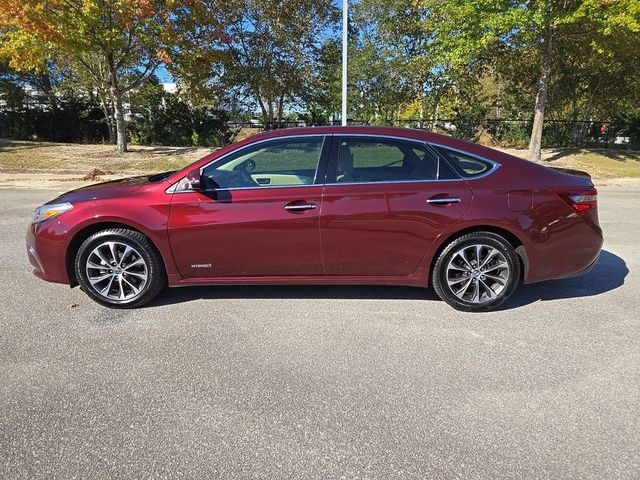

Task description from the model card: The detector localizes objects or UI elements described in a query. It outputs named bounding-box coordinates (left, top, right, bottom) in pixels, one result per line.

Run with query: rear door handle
left=427, top=196, right=461, bottom=205
left=285, top=202, right=317, bottom=212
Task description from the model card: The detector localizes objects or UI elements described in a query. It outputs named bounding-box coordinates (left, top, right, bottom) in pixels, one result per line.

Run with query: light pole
left=341, top=0, right=348, bottom=126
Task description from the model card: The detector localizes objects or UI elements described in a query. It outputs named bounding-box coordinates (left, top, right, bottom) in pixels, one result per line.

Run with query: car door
left=319, top=135, right=473, bottom=276
left=168, top=135, right=330, bottom=278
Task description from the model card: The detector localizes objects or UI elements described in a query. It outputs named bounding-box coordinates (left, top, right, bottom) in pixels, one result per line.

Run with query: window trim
left=166, top=133, right=503, bottom=193
left=169, top=134, right=331, bottom=193
left=325, top=134, right=465, bottom=186
left=429, top=142, right=502, bottom=180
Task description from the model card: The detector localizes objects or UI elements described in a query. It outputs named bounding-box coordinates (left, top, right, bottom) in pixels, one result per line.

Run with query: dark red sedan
left=26, top=126, right=603, bottom=311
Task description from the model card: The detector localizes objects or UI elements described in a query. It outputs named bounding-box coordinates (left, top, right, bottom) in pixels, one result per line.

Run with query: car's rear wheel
left=432, top=232, right=521, bottom=312
left=75, top=228, right=165, bottom=308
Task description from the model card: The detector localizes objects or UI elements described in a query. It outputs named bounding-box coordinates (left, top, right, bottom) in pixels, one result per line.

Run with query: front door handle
left=285, top=202, right=317, bottom=212
left=427, top=196, right=461, bottom=205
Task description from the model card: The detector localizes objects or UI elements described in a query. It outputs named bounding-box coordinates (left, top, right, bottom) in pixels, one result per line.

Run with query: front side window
left=202, top=136, right=325, bottom=189
left=334, top=137, right=457, bottom=184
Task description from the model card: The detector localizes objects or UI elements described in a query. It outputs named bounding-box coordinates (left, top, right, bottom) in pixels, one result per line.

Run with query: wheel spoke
left=119, top=246, right=134, bottom=266
left=89, top=273, right=112, bottom=285
left=123, top=258, right=144, bottom=270
left=100, top=276, right=115, bottom=296
left=448, top=276, right=468, bottom=287
left=124, top=270, right=147, bottom=280
left=87, top=260, right=106, bottom=270
left=449, top=263, right=471, bottom=272
left=475, top=245, right=482, bottom=265
left=107, top=242, right=118, bottom=264
left=454, top=277, right=473, bottom=296
left=470, top=280, right=480, bottom=303
left=455, top=251, right=474, bottom=270
left=116, top=276, right=126, bottom=299
left=484, top=273, right=506, bottom=285
left=122, top=277, right=140, bottom=295
left=94, top=248, right=111, bottom=266
left=484, top=261, right=508, bottom=273
left=480, top=249, right=499, bottom=268
left=479, top=279, right=496, bottom=299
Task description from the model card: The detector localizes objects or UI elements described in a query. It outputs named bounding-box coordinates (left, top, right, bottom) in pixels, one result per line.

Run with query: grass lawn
left=1, top=138, right=639, bottom=180
left=501, top=147, right=640, bottom=179
left=0, top=139, right=213, bottom=175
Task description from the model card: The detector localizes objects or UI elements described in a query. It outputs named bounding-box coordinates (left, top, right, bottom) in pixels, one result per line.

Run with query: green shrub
left=0, top=100, right=109, bottom=143
left=127, top=81, right=233, bottom=147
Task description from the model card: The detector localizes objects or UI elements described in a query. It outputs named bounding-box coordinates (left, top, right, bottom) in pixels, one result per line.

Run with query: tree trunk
left=108, top=96, right=117, bottom=143
left=99, top=97, right=116, bottom=144
left=418, top=90, right=424, bottom=129
left=39, top=70, right=58, bottom=112
left=528, top=31, right=553, bottom=162
left=107, top=54, right=127, bottom=153
left=575, top=97, right=593, bottom=147
left=430, top=97, right=440, bottom=131
left=277, top=93, right=285, bottom=126
left=111, top=86, right=128, bottom=153
left=267, top=100, right=274, bottom=128
left=254, top=87, right=269, bottom=130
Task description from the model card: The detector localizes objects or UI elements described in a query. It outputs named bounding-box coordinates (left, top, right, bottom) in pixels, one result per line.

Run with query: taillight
left=554, top=188, right=597, bottom=213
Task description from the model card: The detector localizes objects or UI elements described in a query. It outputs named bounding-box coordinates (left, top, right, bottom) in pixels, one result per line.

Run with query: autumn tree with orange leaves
left=0, top=0, right=181, bottom=152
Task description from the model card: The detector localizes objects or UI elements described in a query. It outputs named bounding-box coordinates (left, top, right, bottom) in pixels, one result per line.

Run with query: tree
left=0, top=0, right=180, bottom=152
left=304, top=38, right=342, bottom=123
left=173, top=0, right=338, bottom=124
left=351, top=0, right=436, bottom=125
left=420, top=0, right=640, bottom=160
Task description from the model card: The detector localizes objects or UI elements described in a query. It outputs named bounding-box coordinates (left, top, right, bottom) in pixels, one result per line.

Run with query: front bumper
left=26, top=219, right=70, bottom=284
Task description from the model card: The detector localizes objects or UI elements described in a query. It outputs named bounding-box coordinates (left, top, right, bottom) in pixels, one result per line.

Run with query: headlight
left=33, top=202, right=73, bottom=223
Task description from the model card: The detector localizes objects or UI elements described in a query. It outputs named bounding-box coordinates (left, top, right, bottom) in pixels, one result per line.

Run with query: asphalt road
left=1, top=186, right=638, bottom=479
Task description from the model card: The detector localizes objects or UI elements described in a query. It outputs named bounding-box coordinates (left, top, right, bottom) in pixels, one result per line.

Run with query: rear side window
left=434, top=146, right=495, bottom=178
left=334, top=137, right=458, bottom=184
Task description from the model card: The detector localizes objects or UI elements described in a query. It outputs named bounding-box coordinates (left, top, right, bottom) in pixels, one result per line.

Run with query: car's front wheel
left=432, top=232, right=521, bottom=312
left=75, top=228, right=165, bottom=308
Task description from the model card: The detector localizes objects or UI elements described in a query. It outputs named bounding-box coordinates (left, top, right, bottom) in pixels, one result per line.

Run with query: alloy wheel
left=446, top=244, right=510, bottom=304
left=85, top=241, right=149, bottom=301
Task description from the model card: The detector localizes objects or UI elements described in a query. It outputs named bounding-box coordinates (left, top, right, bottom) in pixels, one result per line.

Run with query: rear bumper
left=525, top=216, right=603, bottom=284
left=571, top=249, right=600, bottom=276
left=26, top=220, right=70, bottom=284
left=542, top=248, right=601, bottom=282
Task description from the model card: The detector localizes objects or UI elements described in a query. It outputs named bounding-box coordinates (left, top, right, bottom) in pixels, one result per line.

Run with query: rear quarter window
left=434, top=146, right=495, bottom=178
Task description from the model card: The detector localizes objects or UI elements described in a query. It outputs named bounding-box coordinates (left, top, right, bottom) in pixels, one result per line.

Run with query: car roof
left=171, top=124, right=532, bottom=181
left=244, top=125, right=487, bottom=152
left=250, top=125, right=512, bottom=155
left=247, top=125, right=431, bottom=141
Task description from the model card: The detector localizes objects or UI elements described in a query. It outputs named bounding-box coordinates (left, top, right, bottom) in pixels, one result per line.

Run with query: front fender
left=60, top=199, right=179, bottom=285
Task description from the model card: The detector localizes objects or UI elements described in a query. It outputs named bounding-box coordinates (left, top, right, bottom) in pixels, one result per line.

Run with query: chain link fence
left=227, top=118, right=640, bottom=149
left=2, top=110, right=639, bottom=148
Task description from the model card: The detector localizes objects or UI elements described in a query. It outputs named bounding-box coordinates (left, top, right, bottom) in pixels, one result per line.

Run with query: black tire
left=431, top=232, right=521, bottom=312
left=75, top=228, right=166, bottom=308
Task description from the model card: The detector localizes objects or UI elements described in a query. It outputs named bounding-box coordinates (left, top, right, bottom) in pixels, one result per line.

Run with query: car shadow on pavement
left=506, top=249, right=628, bottom=309
left=148, top=250, right=627, bottom=310
left=150, top=282, right=436, bottom=308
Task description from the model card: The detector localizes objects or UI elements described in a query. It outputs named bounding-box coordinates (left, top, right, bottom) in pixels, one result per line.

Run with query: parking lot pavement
left=1, top=185, right=638, bottom=479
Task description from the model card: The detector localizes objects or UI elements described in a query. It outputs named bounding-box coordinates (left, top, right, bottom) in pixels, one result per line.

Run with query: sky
left=156, top=64, right=173, bottom=83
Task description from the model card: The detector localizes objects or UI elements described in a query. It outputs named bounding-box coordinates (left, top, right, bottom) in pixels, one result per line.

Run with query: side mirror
left=186, top=168, right=201, bottom=190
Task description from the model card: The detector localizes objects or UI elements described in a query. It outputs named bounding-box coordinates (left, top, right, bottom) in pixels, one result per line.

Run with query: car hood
left=50, top=175, right=153, bottom=204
